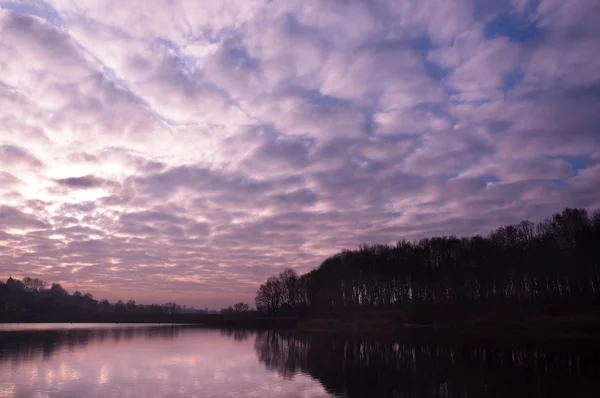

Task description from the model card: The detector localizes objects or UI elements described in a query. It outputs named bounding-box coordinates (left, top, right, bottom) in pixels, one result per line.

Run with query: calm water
left=0, top=324, right=599, bottom=398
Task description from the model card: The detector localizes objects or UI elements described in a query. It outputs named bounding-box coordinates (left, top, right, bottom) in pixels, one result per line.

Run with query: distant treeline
left=0, top=277, right=196, bottom=315
left=255, top=208, right=600, bottom=314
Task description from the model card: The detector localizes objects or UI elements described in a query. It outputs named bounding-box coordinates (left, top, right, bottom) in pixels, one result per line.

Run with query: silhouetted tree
left=6, top=277, right=25, bottom=291
left=126, top=299, right=137, bottom=313
left=255, top=208, right=600, bottom=314
left=279, top=269, right=300, bottom=307
left=99, top=299, right=111, bottom=312
left=22, top=277, right=46, bottom=292
left=50, top=283, right=68, bottom=296
left=162, top=302, right=181, bottom=314
left=0, top=277, right=187, bottom=318
left=256, top=276, right=285, bottom=314
left=115, top=300, right=126, bottom=313
left=233, top=302, right=251, bottom=312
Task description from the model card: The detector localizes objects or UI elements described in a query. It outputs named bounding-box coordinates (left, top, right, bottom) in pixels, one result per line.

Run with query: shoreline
left=2, top=311, right=600, bottom=342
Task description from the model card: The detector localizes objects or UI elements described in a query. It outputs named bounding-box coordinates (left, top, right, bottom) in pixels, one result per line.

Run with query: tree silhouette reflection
left=219, top=328, right=252, bottom=342
left=0, top=325, right=184, bottom=364
left=253, top=331, right=600, bottom=398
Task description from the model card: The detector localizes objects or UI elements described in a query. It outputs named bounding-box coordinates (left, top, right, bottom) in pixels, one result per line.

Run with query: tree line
left=255, top=208, right=600, bottom=314
left=0, top=277, right=194, bottom=315
left=221, top=302, right=251, bottom=314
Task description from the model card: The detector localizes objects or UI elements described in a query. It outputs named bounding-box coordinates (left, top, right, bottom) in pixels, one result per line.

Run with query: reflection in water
left=254, top=331, right=600, bottom=398
left=0, top=325, right=181, bottom=364
left=2, top=324, right=599, bottom=398
left=0, top=324, right=330, bottom=398
left=220, top=328, right=252, bottom=342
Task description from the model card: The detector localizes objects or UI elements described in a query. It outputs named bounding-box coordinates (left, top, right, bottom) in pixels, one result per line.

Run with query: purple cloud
left=0, top=145, right=43, bottom=167
left=0, top=206, right=48, bottom=229
left=55, top=175, right=119, bottom=189
left=0, top=0, right=598, bottom=308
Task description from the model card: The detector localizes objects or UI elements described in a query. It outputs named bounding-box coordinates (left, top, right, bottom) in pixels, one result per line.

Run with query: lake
left=0, top=324, right=599, bottom=397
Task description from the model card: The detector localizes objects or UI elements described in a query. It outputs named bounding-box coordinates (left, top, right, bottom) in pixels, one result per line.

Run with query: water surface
left=1, top=324, right=598, bottom=397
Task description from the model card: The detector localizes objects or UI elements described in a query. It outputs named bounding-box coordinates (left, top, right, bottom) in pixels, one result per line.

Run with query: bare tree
left=279, top=269, right=299, bottom=307
left=255, top=208, right=600, bottom=315
left=50, top=283, right=68, bottom=296
left=126, top=300, right=137, bottom=313
left=233, top=302, right=250, bottom=312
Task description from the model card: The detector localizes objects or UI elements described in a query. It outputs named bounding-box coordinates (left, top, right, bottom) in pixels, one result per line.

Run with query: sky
left=0, top=0, right=599, bottom=308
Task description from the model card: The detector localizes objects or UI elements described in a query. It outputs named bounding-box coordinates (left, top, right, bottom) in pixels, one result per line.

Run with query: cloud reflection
left=0, top=325, right=330, bottom=398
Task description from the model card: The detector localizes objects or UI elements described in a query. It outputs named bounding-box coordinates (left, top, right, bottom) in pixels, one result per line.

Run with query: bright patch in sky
left=0, top=0, right=599, bottom=307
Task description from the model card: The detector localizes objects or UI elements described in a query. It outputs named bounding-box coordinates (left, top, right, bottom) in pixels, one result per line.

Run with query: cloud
left=187, top=222, right=210, bottom=236
left=431, top=27, right=521, bottom=101
left=0, top=145, right=44, bottom=167
left=0, top=172, right=20, bottom=186
left=0, top=0, right=598, bottom=308
left=55, top=175, right=119, bottom=189
left=245, top=133, right=313, bottom=171
left=0, top=206, right=48, bottom=229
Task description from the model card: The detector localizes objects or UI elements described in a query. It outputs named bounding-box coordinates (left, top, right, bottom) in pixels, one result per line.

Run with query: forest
left=0, top=276, right=255, bottom=324
left=255, top=208, right=600, bottom=317
left=0, top=276, right=194, bottom=316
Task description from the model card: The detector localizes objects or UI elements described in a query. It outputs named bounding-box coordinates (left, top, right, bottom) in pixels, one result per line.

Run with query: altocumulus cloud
left=0, top=0, right=599, bottom=308
left=55, top=175, right=119, bottom=189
